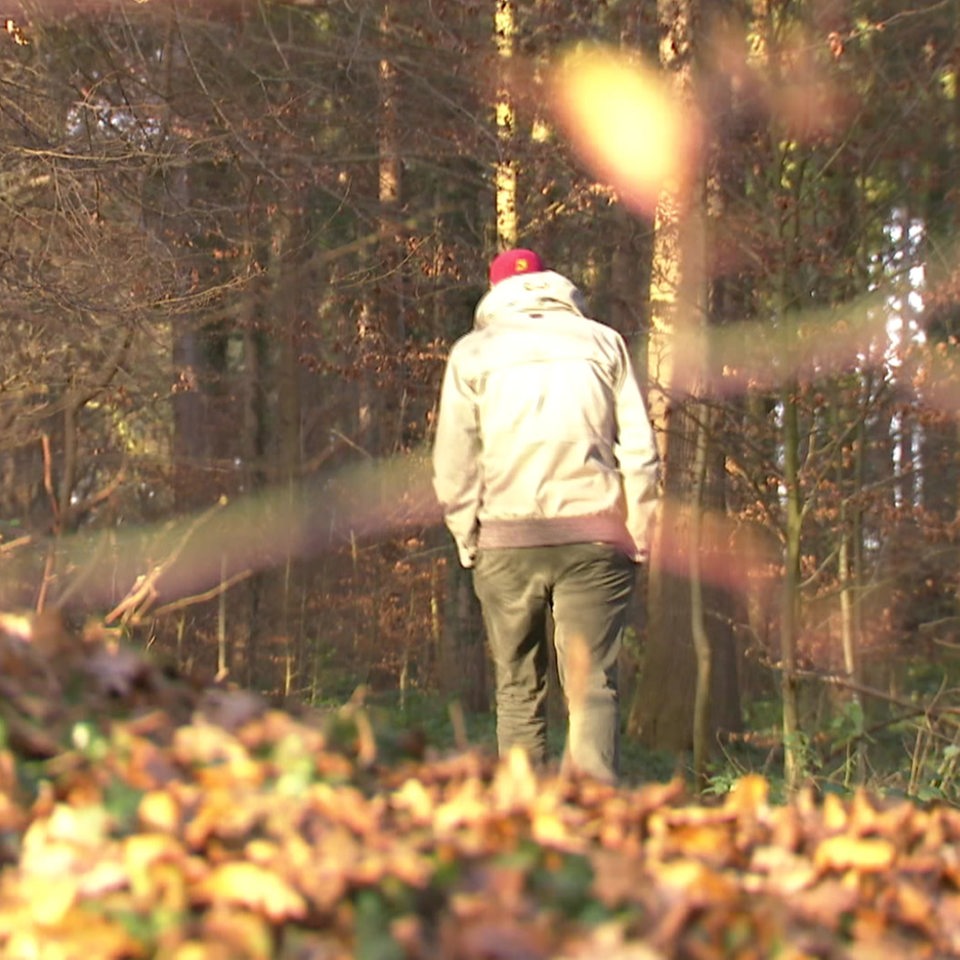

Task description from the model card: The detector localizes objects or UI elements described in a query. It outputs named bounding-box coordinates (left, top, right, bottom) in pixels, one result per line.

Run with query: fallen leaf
left=23, top=873, right=79, bottom=926
left=723, top=774, right=770, bottom=816
left=192, top=861, right=306, bottom=921
left=138, top=789, right=181, bottom=833
left=814, top=835, right=896, bottom=873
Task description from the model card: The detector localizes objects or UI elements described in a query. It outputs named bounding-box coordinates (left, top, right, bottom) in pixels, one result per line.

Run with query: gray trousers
left=472, top=542, right=636, bottom=782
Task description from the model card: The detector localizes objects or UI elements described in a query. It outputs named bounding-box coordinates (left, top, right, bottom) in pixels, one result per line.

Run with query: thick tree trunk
left=630, top=0, right=746, bottom=758
left=630, top=0, right=703, bottom=754
left=441, top=558, right=488, bottom=714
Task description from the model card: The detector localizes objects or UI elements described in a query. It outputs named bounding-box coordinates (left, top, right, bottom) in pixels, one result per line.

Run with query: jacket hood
left=473, top=270, right=588, bottom=330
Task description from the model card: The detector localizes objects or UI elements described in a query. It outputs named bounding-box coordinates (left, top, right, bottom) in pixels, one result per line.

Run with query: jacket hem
left=478, top=515, right=633, bottom=552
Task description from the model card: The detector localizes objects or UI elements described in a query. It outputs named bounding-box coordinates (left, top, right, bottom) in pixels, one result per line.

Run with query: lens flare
left=548, top=46, right=701, bottom=216
left=663, top=290, right=892, bottom=396
left=654, top=499, right=780, bottom=599
left=0, top=452, right=441, bottom=621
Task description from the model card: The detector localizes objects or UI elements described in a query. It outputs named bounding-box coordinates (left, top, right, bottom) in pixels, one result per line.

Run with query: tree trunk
left=609, top=205, right=653, bottom=342
left=690, top=402, right=711, bottom=790
left=378, top=0, right=407, bottom=455
left=629, top=0, right=704, bottom=753
left=441, top=558, right=488, bottom=714
left=494, top=0, right=518, bottom=249
left=835, top=396, right=866, bottom=785
left=781, top=380, right=804, bottom=795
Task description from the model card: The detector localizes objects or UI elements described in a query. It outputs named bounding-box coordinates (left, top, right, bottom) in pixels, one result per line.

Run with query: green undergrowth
left=306, top=667, right=960, bottom=808
left=345, top=687, right=680, bottom=788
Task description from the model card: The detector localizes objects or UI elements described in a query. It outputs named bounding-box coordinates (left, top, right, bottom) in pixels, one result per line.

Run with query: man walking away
left=433, top=249, right=659, bottom=782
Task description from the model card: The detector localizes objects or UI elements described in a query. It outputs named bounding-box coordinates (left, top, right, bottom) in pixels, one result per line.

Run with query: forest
left=1, top=0, right=960, bottom=806
left=5, top=1, right=960, bottom=956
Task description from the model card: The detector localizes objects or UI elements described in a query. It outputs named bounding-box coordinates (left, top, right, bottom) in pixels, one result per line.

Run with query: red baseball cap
left=488, top=248, right=544, bottom=286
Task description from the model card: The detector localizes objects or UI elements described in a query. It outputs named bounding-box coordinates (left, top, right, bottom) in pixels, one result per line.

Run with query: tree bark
left=690, top=402, right=711, bottom=789
left=494, top=0, right=518, bottom=249
left=629, top=0, right=704, bottom=753
left=781, top=378, right=804, bottom=795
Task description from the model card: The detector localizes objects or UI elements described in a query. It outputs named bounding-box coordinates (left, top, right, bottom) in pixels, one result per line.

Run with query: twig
left=150, top=568, right=253, bottom=618
left=64, top=457, right=127, bottom=528
left=0, top=535, right=32, bottom=555
left=795, top=668, right=960, bottom=720
left=105, top=496, right=229, bottom=626
left=40, top=432, right=59, bottom=525
left=329, top=429, right=373, bottom=459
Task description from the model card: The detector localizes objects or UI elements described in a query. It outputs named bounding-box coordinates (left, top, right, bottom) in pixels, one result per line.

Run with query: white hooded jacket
left=432, top=270, right=659, bottom=568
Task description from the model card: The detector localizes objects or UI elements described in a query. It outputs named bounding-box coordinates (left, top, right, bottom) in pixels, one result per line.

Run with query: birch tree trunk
left=377, top=0, right=407, bottom=455
left=629, top=0, right=706, bottom=752
left=494, top=0, right=518, bottom=250
left=835, top=395, right=866, bottom=785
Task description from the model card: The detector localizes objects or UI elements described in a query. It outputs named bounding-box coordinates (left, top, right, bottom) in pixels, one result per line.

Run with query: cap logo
left=489, top=248, right=543, bottom=286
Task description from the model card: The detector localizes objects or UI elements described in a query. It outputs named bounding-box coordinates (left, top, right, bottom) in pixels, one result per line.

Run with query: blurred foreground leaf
left=1, top=639, right=960, bottom=958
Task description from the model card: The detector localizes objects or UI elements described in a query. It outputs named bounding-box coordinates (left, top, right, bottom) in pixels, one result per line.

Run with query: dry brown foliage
left=0, top=623, right=959, bottom=958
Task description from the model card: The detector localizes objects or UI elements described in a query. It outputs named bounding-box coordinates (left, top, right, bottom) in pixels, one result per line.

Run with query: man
left=432, top=248, right=659, bottom=782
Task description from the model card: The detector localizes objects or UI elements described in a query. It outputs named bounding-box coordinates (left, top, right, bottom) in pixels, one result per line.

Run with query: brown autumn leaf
left=445, top=914, right=553, bottom=960
left=491, top=745, right=540, bottom=811
left=788, top=875, right=861, bottom=931
left=19, top=873, right=80, bottom=926
left=0, top=786, right=26, bottom=833
left=182, top=786, right=272, bottom=850
left=172, top=721, right=265, bottom=789
left=889, top=879, right=937, bottom=936
left=554, top=921, right=667, bottom=959
left=433, top=775, right=495, bottom=837
left=655, top=858, right=740, bottom=904
left=200, top=905, right=275, bottom=960
left=814, top=835, right=897, bottom=873
left=4, top=907, right=147, bottom=960
left=192, top=861, right=307, bottom=922
left=124, top=831, right=189, bottom=894
left=390, top=775, right=437, bottom=825
left=198, top=687, right=267, bottom=733
left=138, top=788, right=181, bottom=833
left=747, top=844, right=818, bottom=895
left=0, top=706, right=61, bottom=759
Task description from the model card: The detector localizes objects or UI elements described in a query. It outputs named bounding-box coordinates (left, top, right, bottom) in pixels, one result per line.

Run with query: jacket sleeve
left=432, top=348, right=483, bottom=568
left=613, top=339, right=660, bottom=561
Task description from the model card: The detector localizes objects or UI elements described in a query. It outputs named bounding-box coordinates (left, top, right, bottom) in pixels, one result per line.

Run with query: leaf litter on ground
left=1, top=618, right=960, bottom=958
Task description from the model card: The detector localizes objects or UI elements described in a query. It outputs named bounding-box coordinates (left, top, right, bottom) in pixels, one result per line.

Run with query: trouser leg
left=473, top=550, right=550, bottom=767
left=552, top=544, right=635, bottom=782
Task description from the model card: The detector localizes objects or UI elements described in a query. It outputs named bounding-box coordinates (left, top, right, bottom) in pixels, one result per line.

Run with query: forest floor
left=0, top=625, right=959, bottom=959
